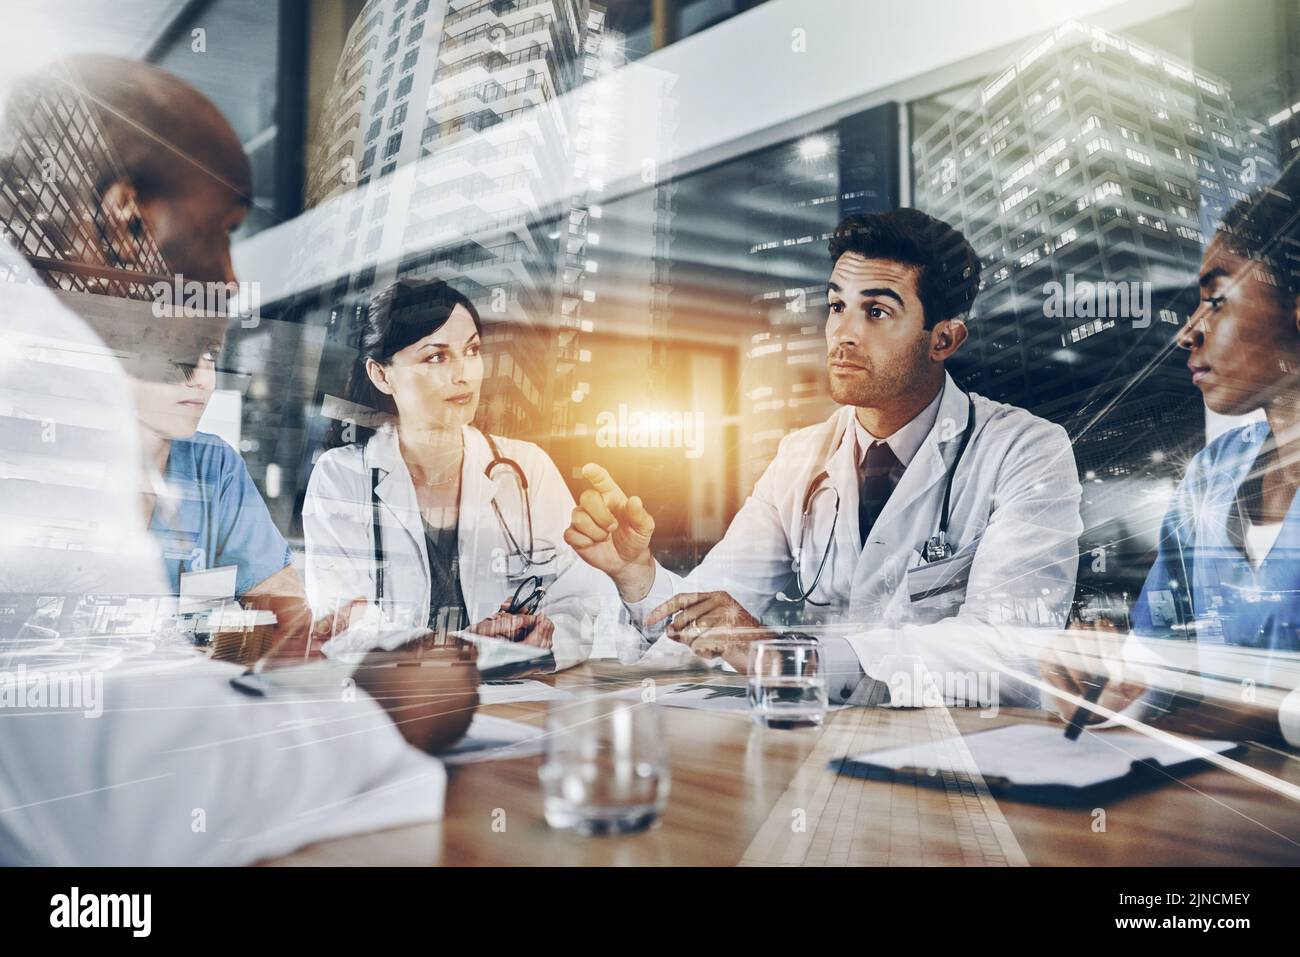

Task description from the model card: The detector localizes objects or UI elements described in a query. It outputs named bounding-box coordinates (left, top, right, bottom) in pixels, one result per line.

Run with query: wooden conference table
left=273, top=662, right=1300, bottom=866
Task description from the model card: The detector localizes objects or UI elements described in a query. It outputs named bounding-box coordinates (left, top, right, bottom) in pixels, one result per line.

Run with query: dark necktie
left=859, top=441, right=902, bottom=548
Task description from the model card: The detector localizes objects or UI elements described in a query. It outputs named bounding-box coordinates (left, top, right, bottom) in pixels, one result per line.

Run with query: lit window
left=1124, top=147, right=1152, bottom=167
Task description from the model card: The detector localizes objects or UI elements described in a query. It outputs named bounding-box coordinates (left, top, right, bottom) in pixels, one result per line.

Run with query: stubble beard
left=827, top=334, right=931, bottom=411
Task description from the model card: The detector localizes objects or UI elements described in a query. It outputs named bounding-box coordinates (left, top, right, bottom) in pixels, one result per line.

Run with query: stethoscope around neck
left=776, top=393, right=978, bottom=606
left=369, top=430, right=555, bottom=601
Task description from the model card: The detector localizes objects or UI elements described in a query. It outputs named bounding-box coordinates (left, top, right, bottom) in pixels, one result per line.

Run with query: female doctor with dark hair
left=1043, top=165, right=1300, bottom=746
left=303, top=278, right=619, bottom=669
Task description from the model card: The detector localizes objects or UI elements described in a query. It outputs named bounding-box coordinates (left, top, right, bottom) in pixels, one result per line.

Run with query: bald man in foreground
left=0, top=56, right=478, bottom=864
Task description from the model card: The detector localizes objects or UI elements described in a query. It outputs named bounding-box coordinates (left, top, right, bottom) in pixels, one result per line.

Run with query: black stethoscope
left=777, top=394, right=978, bottom=606
left=370, top=431, right=555, bottom=602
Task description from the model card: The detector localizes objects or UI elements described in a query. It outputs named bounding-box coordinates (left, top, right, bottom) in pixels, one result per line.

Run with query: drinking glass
left=538, top=695, right=670, bottom=835
left=747, top=639, right=827, bottom=729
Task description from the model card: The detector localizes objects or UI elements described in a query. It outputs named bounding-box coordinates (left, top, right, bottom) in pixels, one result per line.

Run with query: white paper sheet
left=847, top=723, right=1236, bottom=788
left=477, top=679, right=574, bottom=705
left=442, top=713, right=546, bottom=765
left=617, top=680, right=845, bottom=713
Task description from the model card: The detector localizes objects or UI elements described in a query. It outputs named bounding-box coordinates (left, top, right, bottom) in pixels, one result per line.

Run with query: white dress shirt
left=849, top=387, right=944, bottom=471
left=817, top=389, right=945, bottom=700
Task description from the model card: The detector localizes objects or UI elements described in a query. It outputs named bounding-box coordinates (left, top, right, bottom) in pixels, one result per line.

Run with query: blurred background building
left=302, top=0, right=621, bottom=443
left=912, top=19, right=1278, bottom=598
left=5, top=0, right=1300, bottom=594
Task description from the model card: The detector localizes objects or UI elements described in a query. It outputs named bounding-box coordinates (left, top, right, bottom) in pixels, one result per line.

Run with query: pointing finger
left=581, top=463, right=629, bottom=510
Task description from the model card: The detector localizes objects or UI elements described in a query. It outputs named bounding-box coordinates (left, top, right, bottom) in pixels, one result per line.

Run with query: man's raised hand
left=563, top=463, right=657, bottom=601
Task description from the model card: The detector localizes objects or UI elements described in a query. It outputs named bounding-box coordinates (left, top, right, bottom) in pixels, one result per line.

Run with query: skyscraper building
left=739, top=132, right=843, bottom=488
left=912, top=20, right=1277, bottom=595
left=741, top=104, right=902, bottom=490
left=302, top=0, right=618, bottom=440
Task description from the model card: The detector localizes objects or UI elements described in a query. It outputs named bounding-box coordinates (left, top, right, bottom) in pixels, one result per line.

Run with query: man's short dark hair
left=828, top=209, right=981, bottom=328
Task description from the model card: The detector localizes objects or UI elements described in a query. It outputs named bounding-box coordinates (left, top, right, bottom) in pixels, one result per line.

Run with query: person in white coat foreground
left=303, top=278, right=634, bottom=670
left=0, top=57, right=477, bottom=865
left=565, top=209, right=1085, bottom=706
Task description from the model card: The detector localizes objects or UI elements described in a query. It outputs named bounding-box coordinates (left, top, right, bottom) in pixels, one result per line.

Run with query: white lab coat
left=0, top=653, right=447, bottom=866
left=303, top=422, right=635, bottom=670
left=627, top=373, right=1084, bottom=703
left=0, top=241, right=447, bottom=865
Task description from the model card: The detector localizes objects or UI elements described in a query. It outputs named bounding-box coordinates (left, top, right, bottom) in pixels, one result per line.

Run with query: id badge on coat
left=906, top=541, right=977, bottom=610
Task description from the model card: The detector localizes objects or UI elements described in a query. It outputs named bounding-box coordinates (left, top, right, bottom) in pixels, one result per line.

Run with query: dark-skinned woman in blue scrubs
left=1044, top=165, right=1300, bottom=747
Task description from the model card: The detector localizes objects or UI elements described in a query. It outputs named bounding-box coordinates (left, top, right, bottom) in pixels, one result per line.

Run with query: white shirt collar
left=850, top=385, right=945, bottom=469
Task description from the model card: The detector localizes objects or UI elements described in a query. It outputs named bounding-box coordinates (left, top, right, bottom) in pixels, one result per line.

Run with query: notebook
left=833, top=722, right=1243, bottom=806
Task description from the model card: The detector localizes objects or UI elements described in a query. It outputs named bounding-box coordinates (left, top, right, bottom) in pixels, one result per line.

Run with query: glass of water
left=538, top=695, right=670, bottom=836
left=747, top=639, right=828, bottom=729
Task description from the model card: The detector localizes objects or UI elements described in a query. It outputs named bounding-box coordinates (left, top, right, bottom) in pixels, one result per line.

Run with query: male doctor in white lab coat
left=565, top=209, right=1084, bottom=706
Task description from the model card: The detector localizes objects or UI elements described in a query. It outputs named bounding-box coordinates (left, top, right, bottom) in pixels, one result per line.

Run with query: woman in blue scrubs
left=127, top=325, right=335, bottom=663
left=132, top=342, right=295, bottom=602
left=1131, top=168, right=1300, bottom=656
left=1046, top=169, right=1300, bottom=741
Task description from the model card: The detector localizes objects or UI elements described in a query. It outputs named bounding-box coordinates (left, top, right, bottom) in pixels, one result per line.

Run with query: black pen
left=1064, top=675, right=1108, bottom=741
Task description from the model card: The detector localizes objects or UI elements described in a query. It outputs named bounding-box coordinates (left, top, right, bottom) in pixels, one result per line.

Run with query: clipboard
left=831, top=722, right=1244, bottom=807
